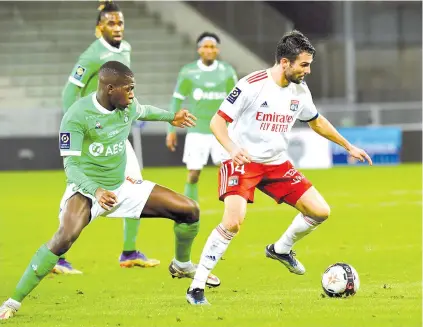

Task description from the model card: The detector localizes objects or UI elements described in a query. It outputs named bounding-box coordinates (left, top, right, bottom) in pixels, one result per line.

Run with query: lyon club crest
left=290, top=100, right=299, bottom=112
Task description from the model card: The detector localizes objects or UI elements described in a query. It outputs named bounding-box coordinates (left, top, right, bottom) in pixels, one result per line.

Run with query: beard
left=286, top=73, right=303, bottom=84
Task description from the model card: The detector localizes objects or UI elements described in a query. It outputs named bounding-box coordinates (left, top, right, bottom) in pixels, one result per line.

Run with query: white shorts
left=125, top=140, right=142, bottom=179
left=182, top=133, right=225, bottom=170
left=58, top=179, right=156, bottom=223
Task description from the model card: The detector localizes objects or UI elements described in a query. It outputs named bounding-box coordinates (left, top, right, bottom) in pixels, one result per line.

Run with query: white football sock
left=274, top=213, right=321, bottom=254
left=190, top=224, right=235, bottom=290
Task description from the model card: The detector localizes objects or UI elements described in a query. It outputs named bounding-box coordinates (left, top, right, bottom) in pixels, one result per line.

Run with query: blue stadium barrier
left=331, top=127, right=402, bottom=165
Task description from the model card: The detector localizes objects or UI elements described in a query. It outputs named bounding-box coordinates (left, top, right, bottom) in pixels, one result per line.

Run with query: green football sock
left=174, top=221, right=200, bottom=262
left=184, top=182, right=198, bottom=202
left=123, top=218, right=140, bottom=251
left=12, top=244, right=59, bottom=302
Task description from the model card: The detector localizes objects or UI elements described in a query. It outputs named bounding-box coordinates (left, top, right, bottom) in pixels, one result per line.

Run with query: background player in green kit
left=0, top=61, right=220, bottom=320
left=57, top=1, right=159, bottom=274
left=166, top=32, right=238, bottom=203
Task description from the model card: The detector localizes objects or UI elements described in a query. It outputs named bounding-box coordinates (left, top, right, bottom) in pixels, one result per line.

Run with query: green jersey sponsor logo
left=192, top=88, right=228, bottom=101
left=88, top=140, right=125, bottom=157
left=88, top=142, right=104, bottom=157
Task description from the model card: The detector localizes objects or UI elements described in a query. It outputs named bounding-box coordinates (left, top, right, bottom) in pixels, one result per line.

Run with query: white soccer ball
left=321, top=263, right=360, bottom=297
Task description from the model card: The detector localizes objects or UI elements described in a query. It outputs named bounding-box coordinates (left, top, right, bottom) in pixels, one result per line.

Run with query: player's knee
left=180, top=198, right=200, bottom=224
left=309, top=203, right=331, bottom=221
left=187, top=170, right=200, bottom=184
left=222, top=205, right=245, bottom=233
left=188, top=175, right=199, bottom=184
left=224, top=221, right=241, bottom=233
left=222, top=212, right=244, bottom=233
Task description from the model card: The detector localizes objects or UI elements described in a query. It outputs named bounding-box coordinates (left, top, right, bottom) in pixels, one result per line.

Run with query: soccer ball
left=321, top=263, right=360, bottom=297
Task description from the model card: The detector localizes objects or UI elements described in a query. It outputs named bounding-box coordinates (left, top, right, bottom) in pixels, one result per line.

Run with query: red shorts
left=218, top=160, right=312, bottom=205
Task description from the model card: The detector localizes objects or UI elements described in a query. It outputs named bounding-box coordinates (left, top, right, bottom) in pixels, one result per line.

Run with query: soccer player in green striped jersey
left=58, top=1, right=159, bottom=274
left=0, top=61, right=220, bottom=320
left=166, top=32, right=238, bottom=203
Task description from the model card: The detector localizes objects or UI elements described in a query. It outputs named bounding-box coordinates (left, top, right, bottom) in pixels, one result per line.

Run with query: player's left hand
left=348, top=145, right=373, bottom=165
left=171, top=109, right=197, bottom=128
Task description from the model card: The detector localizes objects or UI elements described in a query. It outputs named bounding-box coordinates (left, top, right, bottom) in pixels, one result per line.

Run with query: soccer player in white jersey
left=185, top=30, right=373, bottom=305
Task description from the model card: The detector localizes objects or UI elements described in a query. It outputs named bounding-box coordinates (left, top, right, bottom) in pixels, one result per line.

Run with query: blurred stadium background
left=0, top=2, right=421, bottom=326
left=0, top=0, right=421, bottom=169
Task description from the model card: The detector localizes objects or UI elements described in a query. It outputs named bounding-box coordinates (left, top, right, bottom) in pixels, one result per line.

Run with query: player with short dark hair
left=0, top=61, right=220, bottom=319
left=185, top=30, right=372, bottom=305
left=166, top=31, right=238, bottom=204
left=57, top=1, right=159, bottom=274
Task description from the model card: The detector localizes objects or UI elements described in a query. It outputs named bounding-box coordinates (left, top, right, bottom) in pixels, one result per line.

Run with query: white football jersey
left=217, top=69, right=319, bottom=164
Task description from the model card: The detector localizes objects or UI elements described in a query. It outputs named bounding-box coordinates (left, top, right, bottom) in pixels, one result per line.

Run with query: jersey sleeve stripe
left=247, top=75, right=268, bottom=84
left=246, top=71, right=266, bottom=83
left=172, top=92, right=186, bottom=100
left=299, top=113, right=319, bottom=123
left=247, top=70, right=266, bottom=80
left=217, top=110, right=233, bottom=123
left=68, top=76, right=85, bottom=88
left=60, top=150, right=82, bottom=157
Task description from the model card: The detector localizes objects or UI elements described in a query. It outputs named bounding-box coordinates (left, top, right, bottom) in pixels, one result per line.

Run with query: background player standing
left=166, top=32, right=238, bottom=203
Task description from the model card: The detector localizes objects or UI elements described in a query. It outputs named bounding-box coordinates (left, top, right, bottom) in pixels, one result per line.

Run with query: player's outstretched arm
left=308, top=115, right=373, bottom=165
left=137, top=105, right=196, bottom=128
left=210, top=114, right=251, bottom=166
left=170, top=109, right=196, bottom=128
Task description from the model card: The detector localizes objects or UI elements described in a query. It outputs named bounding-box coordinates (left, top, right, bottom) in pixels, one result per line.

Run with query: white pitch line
left=199, top=190, right=422, bottom=203
left=201, top=200, right=422, bottom=216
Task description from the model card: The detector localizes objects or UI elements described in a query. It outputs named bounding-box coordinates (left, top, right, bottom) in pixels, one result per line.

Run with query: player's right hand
left=95, top=188, right=118, bottom=211
left=166, top=132, right=177, bottom=152
left=171, top=109, right=197, bottom=128
left=230, top=147, right=252, bottom=166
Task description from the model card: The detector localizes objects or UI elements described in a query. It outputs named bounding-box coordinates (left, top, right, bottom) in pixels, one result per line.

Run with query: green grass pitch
left=0, top=164, right=421, bottom=327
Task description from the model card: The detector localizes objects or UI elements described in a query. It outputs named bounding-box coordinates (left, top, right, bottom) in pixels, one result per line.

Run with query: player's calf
left=48, top=227, right=80, bottom=256
left=188, top=196, right=245, bottom=292
left=269, top=188, right=330, bottom=274
left=50, top=193, right=91, bottom=255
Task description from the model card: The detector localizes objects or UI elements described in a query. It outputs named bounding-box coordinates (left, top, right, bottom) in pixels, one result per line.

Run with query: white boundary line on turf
left=201, top=200, right=422, bottom=216
left=199, top=190, right=422, bottom=203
